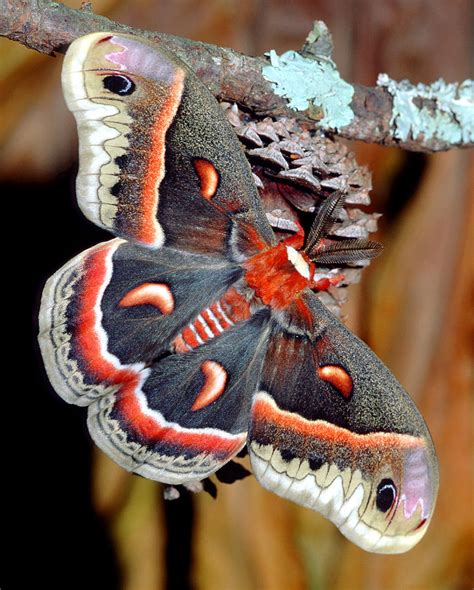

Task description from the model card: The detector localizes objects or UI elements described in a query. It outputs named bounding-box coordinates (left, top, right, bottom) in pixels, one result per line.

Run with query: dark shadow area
left=3, top=169, right=120, bottom=589
left=163, top=491, right=195, bottom=590
left=384, top=152, right=428, bottom=222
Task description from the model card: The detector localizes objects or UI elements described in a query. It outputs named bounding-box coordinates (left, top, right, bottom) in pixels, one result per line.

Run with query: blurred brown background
left=2, top=0, right=472, bottom=589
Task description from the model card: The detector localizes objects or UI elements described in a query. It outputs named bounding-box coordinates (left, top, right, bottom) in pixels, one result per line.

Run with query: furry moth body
left=38, top=32, right=438, bottom=554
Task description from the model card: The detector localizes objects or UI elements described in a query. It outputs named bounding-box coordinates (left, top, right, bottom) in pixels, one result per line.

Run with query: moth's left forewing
left=249, top=292, right=439, bottom=554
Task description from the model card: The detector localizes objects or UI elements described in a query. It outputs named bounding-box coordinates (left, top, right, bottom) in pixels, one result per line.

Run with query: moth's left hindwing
left=87, top=311, right=270, bottom=483
left=62, top=32, right=273, bottom=253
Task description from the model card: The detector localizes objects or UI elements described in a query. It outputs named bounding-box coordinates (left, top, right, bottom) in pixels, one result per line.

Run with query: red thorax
left=244, top=232, right=318, bottom=309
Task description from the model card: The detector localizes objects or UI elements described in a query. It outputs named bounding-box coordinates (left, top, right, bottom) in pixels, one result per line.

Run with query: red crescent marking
left=119, top=283, right=174, bottom=314
left=318, top=365, right=353, bottom=398
left=192, top=360, right=228, bottom=411
left=252, top=395, right=424, bottom=450
left=139, top=70, right=185, bottom=245
left=193, top=159, right=219, bottom=200
left=76, top=245, right=244, bottom=455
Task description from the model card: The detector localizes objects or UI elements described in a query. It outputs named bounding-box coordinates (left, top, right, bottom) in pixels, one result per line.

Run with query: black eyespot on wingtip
left=103, top=74, right=136, bottom=96
left=376, top=478, right=397, bottom=512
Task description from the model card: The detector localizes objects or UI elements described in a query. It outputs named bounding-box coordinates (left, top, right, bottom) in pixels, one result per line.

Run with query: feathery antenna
left=305, top=192, right=383, bottom=266
left=304, top=191, right=345, bottom=253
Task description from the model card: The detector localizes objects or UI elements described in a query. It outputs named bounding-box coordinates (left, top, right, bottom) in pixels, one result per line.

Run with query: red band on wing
left=192, top=360, right=228, bottom=410
left=76, top=243, right=136, bottom=385
left=193, top=158, right=219, bottom=200
left=117, top=386, right=244, bottom=456
left=318, top=365, right=353, bottom=398
left=139, top=70, right=185, bottom=246
left=253, top=394, right=424, bottom=450
left=119, top=282, right=174, bottom=314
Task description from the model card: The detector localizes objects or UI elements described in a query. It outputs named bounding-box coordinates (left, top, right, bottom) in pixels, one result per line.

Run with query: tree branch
left=1, top=0, right=472, bottom=152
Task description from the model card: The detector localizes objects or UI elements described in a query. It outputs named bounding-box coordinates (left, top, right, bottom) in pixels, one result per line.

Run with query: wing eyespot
left=103, top=74, right=136, bottom=96
left=376, top=478, right=397, bottom=513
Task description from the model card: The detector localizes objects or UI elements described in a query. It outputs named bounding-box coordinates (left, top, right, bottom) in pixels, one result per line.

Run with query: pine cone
left=223, top=103, right=380, bottom=318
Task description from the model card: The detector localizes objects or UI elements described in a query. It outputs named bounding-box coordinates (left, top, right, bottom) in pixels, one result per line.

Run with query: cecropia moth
left=38, top=32, right=438, bottom=554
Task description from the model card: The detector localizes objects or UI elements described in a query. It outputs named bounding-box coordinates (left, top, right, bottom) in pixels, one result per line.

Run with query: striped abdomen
left=173, top=288, right=251, bottom=352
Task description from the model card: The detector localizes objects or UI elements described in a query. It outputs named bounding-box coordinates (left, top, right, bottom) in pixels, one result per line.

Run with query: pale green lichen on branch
left=262, top=49, right=355, bottom=131
left=1, top=3, right=472, bottom=151
left=378, top=75, right=474, bottom=145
